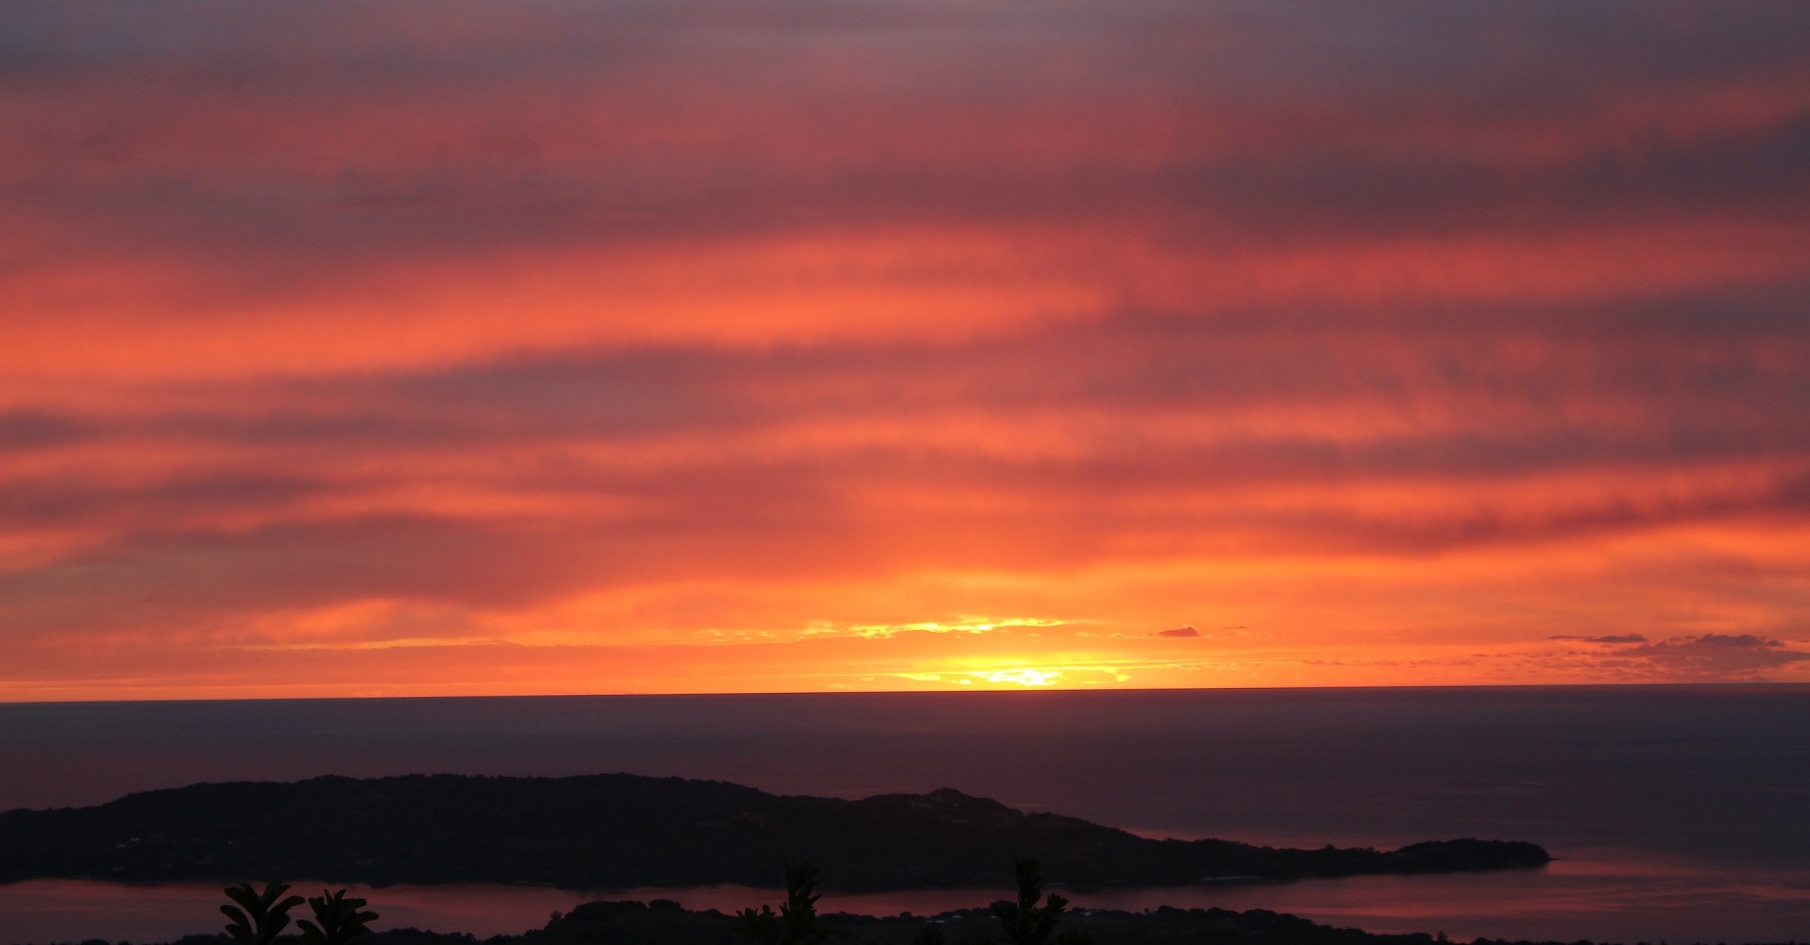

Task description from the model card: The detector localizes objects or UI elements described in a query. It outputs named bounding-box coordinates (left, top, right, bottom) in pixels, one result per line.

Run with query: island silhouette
left=0, top=772, right=1547, bottom=890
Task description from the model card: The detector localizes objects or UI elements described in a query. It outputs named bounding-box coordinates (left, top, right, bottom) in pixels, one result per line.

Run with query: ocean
left=2, top=686, right=1808, bottom=944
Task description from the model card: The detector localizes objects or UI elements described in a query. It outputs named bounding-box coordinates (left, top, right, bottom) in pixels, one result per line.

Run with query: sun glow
left=892, top=668, right=1067, bottom=688
left=970, top=668, right=1063, bottom=687
left=832, top=617, right=1066, bottom=639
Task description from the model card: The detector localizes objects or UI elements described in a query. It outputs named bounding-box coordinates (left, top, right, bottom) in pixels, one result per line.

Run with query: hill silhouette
left=0, top=773, right=1549, bottom=890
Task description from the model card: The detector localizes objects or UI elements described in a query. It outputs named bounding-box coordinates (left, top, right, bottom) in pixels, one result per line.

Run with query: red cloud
left=3, top=3, right=1809, bottom=696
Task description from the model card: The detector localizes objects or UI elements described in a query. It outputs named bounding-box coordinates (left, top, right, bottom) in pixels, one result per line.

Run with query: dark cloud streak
left=5, top=3, right=1809, bottom=280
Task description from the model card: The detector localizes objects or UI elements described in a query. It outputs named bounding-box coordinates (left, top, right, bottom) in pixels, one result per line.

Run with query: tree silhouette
left=739, top=858, right=832, bottom=945
left=221, top=881, right=306, bottom=945
left=991, top=857, right=1088, bottom=945
left=298, top=888, right=380, bottom=945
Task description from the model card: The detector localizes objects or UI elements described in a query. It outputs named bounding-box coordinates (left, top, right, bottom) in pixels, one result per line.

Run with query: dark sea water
left=3, top=686, right=1808, bottom=944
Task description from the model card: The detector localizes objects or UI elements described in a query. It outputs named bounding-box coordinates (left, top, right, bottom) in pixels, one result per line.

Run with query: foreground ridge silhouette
left=737, top=856, right=1090, bottom=945
left=0, top=773, right=1550, bottom=890
left=104, top=860, right=1795, bottom=945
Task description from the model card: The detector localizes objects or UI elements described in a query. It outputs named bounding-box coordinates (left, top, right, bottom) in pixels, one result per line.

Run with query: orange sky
left=3, top=2, right=1809, bottom=700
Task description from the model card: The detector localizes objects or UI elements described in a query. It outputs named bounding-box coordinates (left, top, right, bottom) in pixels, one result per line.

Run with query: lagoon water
left=3, top=686, right=1809, bottom=944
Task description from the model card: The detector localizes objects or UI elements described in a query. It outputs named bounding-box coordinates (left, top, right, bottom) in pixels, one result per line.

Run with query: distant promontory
left=0, top=773, right=1549, bottom=890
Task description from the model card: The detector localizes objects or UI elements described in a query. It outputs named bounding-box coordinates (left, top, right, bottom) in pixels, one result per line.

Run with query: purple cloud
left=1600, top=634, right=1810, bottom=680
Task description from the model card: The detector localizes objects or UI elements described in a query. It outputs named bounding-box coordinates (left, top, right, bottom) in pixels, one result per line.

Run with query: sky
left=3, top=1, right=1809, bottom=700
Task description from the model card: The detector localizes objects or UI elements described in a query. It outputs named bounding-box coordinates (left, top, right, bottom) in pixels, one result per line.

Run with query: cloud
left=7, top=4, right=1810, bottom=354
left=1510, top=633, right=1810, bottom=683
left=1155, top=626, right=1200, bottom=638
left=1604, top=634, right=1810, bottom=678
left=834, top=617, right=1062, bottom=640
left=3, top=2, right=1810, bottom=695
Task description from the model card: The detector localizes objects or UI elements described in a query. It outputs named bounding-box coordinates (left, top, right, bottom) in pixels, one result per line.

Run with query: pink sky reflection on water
left=5, top=853, right=1810, bottom=945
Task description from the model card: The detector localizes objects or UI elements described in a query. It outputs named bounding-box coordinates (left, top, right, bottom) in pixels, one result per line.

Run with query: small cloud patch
left=1554, top=633, right=1810, bottom=680
left=1548, top=634, right=1649, bottom=644
left=1156, top=626, right=1200, bottom=638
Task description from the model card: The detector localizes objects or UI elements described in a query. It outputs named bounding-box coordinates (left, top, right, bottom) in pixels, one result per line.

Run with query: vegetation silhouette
left=171, top=897, right=1679, bottom=945
left=164, top=858, right=1724, bottom=945
left=219, top=882, right=378, bottom=945
left=298, top=888, right=380, bottom=945
left=739, top=858, right=832, bottom=945
left=730, top=856, right=1090, bottom=945
left=989, top=857, right=1088, bottom=945
left=220, top=881, right=304, bottom=945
